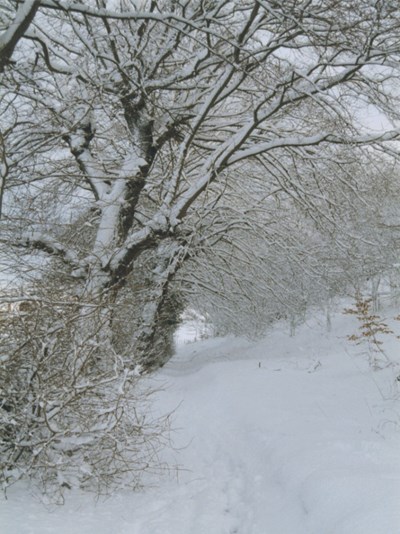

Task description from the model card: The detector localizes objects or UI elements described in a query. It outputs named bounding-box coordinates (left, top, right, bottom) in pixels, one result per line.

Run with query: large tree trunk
left=111, top=240, right=185, bottom=372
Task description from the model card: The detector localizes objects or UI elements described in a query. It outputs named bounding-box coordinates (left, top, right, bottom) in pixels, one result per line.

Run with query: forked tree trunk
left=77, top=238, right=185, bottom=372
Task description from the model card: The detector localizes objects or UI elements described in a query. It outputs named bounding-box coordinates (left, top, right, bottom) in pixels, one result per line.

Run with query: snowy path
left=2, top=315, right=400, bottom=533
left=154, top=330, right=400, bottom=534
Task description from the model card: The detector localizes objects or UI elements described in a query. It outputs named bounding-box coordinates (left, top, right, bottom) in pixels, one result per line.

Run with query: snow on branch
left=39, top=0, right=223, bottom=30
left=16, top=232, right=80, bottom=268
left=228, top=130, right=400, bottom=165
left=64, top=122, right=109, bottom=200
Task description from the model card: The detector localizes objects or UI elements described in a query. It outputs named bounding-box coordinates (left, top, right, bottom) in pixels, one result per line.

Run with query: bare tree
left=2, top=0, right=400, bottom=496
left=2, top=0, right=400, bottom=364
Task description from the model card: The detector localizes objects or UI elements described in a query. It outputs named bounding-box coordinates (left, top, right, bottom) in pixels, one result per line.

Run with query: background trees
left=2, top=0, right=400, bottom=495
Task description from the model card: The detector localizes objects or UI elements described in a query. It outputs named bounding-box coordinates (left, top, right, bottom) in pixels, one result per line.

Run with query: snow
left=2, top=309, right=400, bottom=533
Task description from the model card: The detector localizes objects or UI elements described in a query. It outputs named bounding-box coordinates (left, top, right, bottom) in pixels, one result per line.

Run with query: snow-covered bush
left=0, top=287, right=170, bottom=502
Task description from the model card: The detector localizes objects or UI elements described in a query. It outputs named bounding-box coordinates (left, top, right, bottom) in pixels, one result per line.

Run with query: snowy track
left=2, top=314, right=400, bottom=533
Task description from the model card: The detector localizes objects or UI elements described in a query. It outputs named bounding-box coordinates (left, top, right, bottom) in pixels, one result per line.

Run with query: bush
left=0, top=295, right=169, bottom=503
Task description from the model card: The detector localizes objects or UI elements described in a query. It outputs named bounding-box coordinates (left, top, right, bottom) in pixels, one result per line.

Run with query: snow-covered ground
left=2, top=309, right=400, bottom=533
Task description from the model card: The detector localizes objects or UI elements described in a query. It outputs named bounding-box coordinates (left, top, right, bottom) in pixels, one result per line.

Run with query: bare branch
left=0, top=0, right=41, bottom=72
